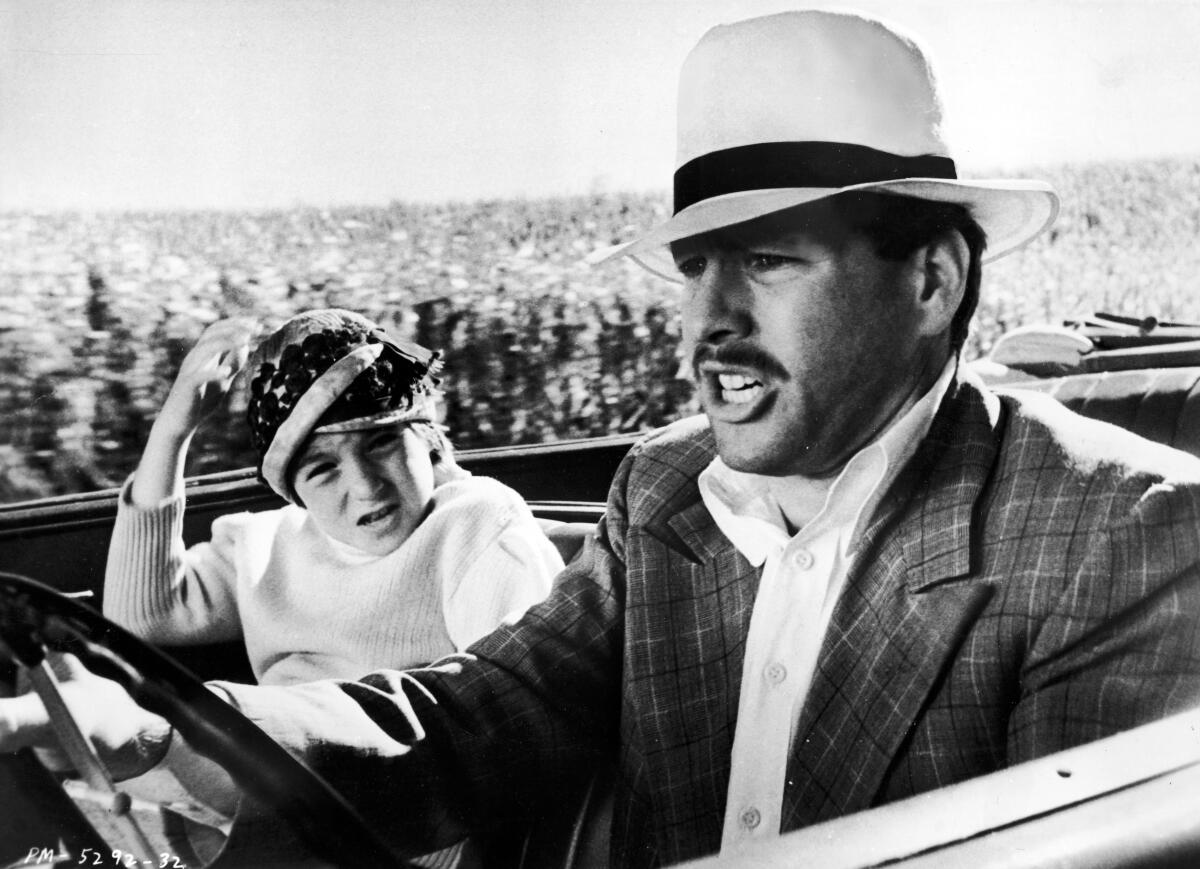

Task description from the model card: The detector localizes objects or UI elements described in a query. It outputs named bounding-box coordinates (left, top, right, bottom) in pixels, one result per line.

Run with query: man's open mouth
left=717, top=372, right=764, bottom=405
left=358, top=504, right=398, bottom=527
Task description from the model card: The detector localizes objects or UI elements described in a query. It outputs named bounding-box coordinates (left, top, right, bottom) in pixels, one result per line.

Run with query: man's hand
left=0, top=653, right=172, bottom=782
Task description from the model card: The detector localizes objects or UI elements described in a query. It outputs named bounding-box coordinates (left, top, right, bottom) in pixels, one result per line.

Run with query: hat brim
left=314, top=404, right=436, bottom=435
left=591, top=178, right=1059, bottom=281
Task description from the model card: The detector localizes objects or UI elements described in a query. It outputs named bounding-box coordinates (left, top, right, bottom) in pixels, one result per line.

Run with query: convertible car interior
left=1, top=313, right=1199, bottom=868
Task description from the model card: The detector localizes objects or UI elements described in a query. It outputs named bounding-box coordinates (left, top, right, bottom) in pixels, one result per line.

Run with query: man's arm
left=0, top=513, right=628, bottom=862
left=1010, top=479, right=1200, bottom=762
left=0, top=432, right=647, bottom=863
left=215, top=462, right=635, bottom=859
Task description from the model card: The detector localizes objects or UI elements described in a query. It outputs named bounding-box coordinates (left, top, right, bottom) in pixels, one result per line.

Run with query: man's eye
left=748, top=253, right=793, bottom=270
left=674, top=255, right=706, bottom=279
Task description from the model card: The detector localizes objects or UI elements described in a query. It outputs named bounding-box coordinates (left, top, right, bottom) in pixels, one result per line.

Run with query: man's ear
left=915, top=228, right=968, bottom=338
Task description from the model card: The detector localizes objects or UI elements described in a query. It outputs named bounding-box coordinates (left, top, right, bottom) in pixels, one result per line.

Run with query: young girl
left=103, top=308, right=564, bottom=688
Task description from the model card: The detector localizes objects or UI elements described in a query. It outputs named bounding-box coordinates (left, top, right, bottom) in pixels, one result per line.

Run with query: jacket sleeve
left=103, top=474, right=244, bottom=645
left=212, top=449, right=637, bottom=861
left=1009, top=478, right=1200, bottom=762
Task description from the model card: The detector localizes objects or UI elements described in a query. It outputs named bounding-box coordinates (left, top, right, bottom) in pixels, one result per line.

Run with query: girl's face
left=290, top=424, right=436, bottom=556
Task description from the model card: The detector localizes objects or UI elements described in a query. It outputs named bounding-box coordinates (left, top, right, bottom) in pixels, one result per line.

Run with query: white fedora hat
left=596, top=9, right=1059, bottom=280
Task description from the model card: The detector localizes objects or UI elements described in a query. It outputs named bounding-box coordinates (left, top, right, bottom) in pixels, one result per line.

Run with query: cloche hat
left=245, top=308, right=442, bottom=502
left=597, top=9, right=1059, bottom=279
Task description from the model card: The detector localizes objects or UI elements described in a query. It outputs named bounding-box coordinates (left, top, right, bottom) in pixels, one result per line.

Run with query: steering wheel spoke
left=23, top=658, right=160, bottom=863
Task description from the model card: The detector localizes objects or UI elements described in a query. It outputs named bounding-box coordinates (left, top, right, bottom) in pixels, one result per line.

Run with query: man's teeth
left=717, top=373, right=763, bottom=404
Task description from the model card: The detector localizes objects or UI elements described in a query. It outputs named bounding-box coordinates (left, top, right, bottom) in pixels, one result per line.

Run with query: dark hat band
left=673, top=141, right=958, bottom=214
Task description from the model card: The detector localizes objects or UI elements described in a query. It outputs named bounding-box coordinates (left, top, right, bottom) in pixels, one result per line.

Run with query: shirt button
left=740, top=807, right=761, bottom=830
left=792, top=548, right=814, bottom=569
left=765, top=662, right=788, bottom=685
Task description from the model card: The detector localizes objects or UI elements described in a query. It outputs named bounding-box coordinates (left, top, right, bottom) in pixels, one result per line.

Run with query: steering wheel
left=0, top=571, right=407, bottom=868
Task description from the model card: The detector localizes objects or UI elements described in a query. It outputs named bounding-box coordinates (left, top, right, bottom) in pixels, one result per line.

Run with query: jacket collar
left=882, top=362, right=1003, bottom=591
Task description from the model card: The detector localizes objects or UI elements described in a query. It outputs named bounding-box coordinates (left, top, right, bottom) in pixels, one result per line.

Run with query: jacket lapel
left=781, top=370, right=1004, bottom=829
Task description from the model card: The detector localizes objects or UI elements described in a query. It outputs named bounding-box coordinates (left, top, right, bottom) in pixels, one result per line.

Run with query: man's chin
left=711, top=425, right=794, bottom=477
left=710, top=421, right=839, bottom=478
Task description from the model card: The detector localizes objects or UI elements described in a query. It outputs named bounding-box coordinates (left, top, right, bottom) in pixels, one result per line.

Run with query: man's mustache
left=691, top=342, right=790, bottom=381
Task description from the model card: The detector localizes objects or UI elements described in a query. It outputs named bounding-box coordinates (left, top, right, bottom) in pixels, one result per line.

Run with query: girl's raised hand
left=157, top=318, right=261, bottom=439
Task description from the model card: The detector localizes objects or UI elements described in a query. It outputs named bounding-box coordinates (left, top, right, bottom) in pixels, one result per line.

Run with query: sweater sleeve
left=441, top=483, right=564, bottom=651
left=103, top=474, right=244, bottom=645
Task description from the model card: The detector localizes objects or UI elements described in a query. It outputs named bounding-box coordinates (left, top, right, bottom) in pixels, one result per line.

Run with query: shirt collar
left=699, top=357, right=957, bottom=565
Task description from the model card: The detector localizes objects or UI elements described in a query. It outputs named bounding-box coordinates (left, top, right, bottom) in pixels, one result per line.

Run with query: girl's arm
left=103, top=485, right=248, bottom=644
left=104, top=318, right=259, bottom=643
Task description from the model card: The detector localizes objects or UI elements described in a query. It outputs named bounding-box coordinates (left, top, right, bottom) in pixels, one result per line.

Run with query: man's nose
left=687, top=261, right=752, bottom=345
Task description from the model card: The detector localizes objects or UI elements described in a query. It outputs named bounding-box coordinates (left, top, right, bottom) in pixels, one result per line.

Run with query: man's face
left=673, top=205, right=945, bottom=478
left=291, top=424, right=435, bottom=556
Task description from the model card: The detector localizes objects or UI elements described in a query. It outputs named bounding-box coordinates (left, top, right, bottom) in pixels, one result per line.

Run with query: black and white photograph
left=2, top=1, right=1200, bottom=866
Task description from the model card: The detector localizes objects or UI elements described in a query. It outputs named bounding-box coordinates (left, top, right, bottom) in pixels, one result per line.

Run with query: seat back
left=538, top=519, right=596, bottom=568
left=996, top=367, right=1200, bottom=458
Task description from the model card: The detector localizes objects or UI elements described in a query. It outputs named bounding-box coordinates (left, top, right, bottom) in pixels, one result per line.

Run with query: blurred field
left=2, top=156, right=1200, bottom=503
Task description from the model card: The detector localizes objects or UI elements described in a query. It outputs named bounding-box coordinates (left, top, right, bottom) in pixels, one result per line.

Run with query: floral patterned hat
left=245, top=308, right=442, bottom=501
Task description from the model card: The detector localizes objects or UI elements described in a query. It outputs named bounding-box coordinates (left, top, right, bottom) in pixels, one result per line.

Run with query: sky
left=2, top=0, right=1199, bottom=211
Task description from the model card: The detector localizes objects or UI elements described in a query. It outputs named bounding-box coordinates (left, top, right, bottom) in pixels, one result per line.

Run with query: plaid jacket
left=223, top=369, right=1200, bottom=867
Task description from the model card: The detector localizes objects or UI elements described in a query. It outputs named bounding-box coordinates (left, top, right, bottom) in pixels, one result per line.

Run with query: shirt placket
left=720, top=526, right=838, bottom=853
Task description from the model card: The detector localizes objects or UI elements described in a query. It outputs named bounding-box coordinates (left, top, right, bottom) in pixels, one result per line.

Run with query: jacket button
left=740, top=807, right=761, bottom=830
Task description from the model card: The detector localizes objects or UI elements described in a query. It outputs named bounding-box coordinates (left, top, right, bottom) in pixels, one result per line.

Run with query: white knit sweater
left=103, top=474, right=563, bottom=686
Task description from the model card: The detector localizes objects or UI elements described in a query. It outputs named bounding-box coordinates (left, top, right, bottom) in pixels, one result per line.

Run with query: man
left=4, top=9, right=1200, bottom=868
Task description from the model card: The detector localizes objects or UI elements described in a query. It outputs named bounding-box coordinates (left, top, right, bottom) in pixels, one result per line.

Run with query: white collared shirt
left=702, top=359, right=956, bottom=854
